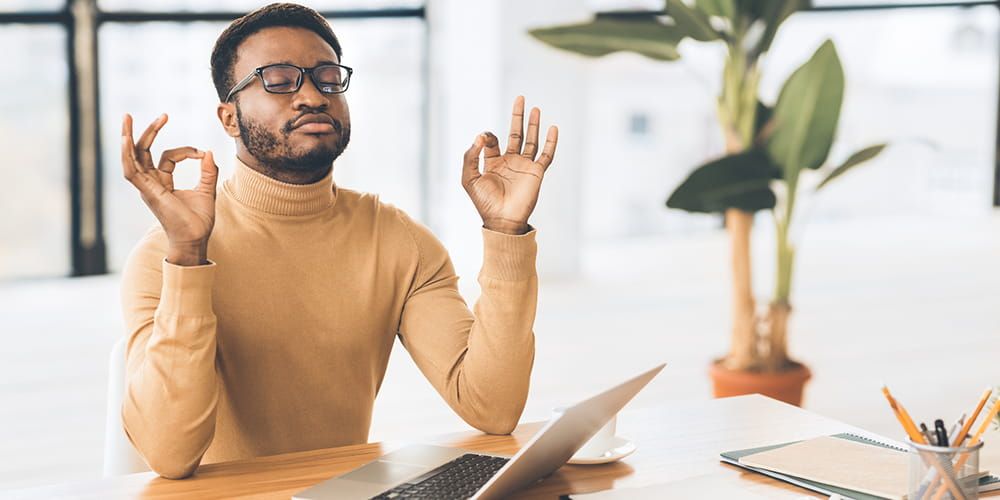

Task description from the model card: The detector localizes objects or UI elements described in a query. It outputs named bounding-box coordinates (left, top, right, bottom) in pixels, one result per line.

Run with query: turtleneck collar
left=224, top=156, right=337, bottom=216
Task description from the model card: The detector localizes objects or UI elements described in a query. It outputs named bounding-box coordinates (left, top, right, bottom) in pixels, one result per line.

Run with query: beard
left=236, top=104, right=351, bottom=174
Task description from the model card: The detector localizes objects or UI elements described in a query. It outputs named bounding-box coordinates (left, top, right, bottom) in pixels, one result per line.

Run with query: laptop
left=293, top=363, right=665, bottom=500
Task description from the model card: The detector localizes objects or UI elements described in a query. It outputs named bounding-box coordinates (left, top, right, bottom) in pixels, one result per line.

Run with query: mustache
left=282, top=110, right=343, bottom=134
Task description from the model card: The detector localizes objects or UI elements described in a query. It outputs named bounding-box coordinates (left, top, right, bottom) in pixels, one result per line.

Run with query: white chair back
left=103, top=336, right=149, bottom=476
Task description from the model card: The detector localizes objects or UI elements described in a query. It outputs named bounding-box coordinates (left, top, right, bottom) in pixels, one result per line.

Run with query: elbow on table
left=470, top=406, right=522, bottom=435
left=145, top=454, right=199, bottom=480
left=124, top=424, right=201, bottom=479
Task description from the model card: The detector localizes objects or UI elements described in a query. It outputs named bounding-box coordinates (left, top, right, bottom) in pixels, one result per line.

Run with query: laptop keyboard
left=370, top=453, right=510, bottom=500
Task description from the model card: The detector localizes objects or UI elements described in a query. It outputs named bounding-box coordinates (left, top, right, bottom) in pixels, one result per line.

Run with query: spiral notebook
left=720, top=433, right=1000, bottom=500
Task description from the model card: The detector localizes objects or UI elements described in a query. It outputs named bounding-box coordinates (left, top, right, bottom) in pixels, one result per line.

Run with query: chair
left=103, top=336, right=149, bottom=476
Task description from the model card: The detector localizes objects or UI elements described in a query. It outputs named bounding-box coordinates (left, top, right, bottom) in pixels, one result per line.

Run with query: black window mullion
left=68, top=0, right=106, bottom=276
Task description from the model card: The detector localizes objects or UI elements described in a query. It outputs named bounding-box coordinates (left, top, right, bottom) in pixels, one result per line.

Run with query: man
left=119, top=3, right=558, bottom=479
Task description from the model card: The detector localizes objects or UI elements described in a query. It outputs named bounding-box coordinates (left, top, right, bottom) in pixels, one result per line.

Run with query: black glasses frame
left=225, top=62, right=354, bottom=102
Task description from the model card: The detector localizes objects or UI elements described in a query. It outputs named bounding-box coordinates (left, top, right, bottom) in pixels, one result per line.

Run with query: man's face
left=230, top=26, right=351, bottom=173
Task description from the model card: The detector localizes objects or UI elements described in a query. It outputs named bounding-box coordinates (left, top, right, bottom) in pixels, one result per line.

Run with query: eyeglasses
left=225, top=63, right=353, bottom=102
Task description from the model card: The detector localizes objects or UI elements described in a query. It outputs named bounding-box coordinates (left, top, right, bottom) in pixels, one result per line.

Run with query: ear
left=217, top=102, right=240, bottom=138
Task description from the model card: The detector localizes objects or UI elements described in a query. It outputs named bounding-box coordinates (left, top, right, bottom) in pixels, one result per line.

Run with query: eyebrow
left=269, top=59, right=341, bottom=67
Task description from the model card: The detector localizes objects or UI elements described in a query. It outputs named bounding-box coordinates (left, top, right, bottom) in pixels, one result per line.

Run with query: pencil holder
left=907, top=439, right=983, bottom=500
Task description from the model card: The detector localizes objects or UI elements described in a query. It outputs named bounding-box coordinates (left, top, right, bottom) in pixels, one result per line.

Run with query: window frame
left=0, top=1, right=427, bottom=278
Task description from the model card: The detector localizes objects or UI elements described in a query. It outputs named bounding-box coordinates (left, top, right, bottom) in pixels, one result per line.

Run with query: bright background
left=1, top=0, right=998, bottom=492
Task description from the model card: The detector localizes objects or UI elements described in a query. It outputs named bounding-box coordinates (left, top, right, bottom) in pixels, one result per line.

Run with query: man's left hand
left=462, top=96, right=558, bottom=235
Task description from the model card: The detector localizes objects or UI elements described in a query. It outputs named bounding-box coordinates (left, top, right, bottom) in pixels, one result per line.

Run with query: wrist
left=167, top=241, right=209, bottom=266
left=482, top=218, right=531, bottom=235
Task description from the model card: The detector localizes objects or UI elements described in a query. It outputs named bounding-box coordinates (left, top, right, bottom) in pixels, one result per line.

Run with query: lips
left=292, top=113, right=338, bottom=134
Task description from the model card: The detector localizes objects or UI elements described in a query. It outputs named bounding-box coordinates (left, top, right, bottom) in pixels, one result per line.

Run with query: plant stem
left=725, top=208, right=758, bottom=371
left=774, top=173, right=798, bottom=305
left=719, top=40, right=767, bottom=371
left=768, top=173, right=799, bottom=370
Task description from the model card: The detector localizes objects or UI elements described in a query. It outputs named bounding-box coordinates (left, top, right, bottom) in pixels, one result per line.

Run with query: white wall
left=427, top=0, right=590, bottom=280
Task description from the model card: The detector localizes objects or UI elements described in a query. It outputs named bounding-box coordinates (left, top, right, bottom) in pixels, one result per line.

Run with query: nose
left=291, top=73, right=329, bottom=111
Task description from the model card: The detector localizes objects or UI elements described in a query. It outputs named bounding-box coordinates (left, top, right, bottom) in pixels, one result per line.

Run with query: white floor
left=1, top=213, right=999, bottom=492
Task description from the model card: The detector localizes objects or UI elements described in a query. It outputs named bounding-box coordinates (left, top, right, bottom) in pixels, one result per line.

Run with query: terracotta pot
left=708, top=360, right=812, bottom=407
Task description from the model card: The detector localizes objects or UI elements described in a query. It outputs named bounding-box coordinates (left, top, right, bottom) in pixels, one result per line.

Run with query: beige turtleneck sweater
left=120, top=158, right=537, bottom=479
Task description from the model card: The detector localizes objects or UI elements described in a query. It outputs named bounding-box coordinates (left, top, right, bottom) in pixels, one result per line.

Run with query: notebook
left=721, top=433, right=1000, bottom=500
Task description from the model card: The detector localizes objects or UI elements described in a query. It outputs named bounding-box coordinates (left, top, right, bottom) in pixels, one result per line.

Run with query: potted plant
left=530, top=0, right=885, bottom=405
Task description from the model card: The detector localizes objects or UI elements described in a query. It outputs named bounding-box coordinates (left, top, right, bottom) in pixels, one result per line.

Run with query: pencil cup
left=908, top=439, right=982, bottom=500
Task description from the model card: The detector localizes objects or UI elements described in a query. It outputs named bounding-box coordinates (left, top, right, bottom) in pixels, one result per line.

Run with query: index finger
left=121, top=113, right=133, bottom=139
left=121, top=114, right=143, bottom=177
left=136, top=113, right=167, bottom=151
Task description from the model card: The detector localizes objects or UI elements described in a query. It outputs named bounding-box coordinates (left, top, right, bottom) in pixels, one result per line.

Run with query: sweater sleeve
left=119, top=228, right=220, bottom=479
left=397, top=217, right=537, bottom=435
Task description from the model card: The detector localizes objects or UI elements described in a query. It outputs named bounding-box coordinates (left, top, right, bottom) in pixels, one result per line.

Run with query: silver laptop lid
left=473, top=363, right=666, bottom=500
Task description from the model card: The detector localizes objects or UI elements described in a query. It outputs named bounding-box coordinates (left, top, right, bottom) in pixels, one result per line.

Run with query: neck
left=236, top=150, right=333, bottom=185
left=226, top=155, right=337, bottom=216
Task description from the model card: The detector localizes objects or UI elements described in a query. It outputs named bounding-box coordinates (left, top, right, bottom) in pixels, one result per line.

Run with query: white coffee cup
left=552, top=407, right=617, bottom=458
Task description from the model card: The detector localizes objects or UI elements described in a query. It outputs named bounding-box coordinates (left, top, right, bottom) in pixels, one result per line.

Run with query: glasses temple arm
left=224, top=72, right=258, bottom=102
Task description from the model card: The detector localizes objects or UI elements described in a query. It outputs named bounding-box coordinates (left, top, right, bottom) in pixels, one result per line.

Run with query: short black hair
left=210, top=3, right=343, bottom=101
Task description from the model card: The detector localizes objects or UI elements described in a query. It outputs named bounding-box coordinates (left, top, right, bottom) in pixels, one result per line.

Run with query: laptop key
left=371, top=453, right=509, bottom=500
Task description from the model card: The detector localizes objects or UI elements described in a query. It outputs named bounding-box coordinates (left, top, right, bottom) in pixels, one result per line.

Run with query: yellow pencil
left=881, top=385, right=927, bottom=443
left=968, top=396, right=1000, bottom=445
left=952, top=387, right=993, bottom=447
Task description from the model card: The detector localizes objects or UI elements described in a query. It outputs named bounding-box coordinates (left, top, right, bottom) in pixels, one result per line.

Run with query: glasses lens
left=260, top=65, right=301, bottom=93
left=312, top=65, right=349, bottom=93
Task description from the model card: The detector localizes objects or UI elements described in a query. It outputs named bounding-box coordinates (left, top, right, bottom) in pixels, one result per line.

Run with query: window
left=0, top=1, right=64, bottom=11
left=0, top=26, right=70, bottom=280
left=0, top=2, right=426, bottom=280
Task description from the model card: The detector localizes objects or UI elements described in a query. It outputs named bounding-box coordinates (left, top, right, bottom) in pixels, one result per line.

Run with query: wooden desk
left=10, top=394, right=999, bottom=499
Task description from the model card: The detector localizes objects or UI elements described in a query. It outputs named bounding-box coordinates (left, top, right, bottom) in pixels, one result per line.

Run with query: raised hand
left=121, top=113, right=219, bottom=266
left=462, top=96, right=558, bottom=235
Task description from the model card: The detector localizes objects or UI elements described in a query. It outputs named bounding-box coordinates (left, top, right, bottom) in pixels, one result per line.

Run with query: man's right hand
left=122, top=113, right=220, bottom=267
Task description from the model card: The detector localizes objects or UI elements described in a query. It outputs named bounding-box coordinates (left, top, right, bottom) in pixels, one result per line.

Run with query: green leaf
left=666, top=149, right=779, bottom=213
left=766, top=39, right=844, bottom=182
left=529, top=15, right=684, bottom=62
left=665, top=0, right=722, bottom=42
left=697, top=0, right=735, bottom=20
left=816, top=143, right=887, bottom=190
left=753, top=0, right=808, bottom=55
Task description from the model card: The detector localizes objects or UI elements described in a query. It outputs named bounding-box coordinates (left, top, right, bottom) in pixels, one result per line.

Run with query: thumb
left=198, top=150, right=220, bottom=198
left=461, top=134, right=484, bottom=190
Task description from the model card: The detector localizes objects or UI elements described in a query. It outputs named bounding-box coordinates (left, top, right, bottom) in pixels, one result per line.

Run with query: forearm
left=453, top=280, right=537, bottom=433
left=449, top=228, right=538, bottom=433
left=122, top=260, right=219, bottom=479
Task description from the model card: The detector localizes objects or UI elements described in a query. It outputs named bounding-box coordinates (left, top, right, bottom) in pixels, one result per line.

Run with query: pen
left=933, top=419, right=948, bottom=447
left=919, top=422, right=935, bottom=445
left=947, top=414, right=965, bottom=444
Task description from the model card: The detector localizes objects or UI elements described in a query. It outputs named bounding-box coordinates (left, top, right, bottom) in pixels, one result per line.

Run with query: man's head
left=211, top=3, right=351, bottom=179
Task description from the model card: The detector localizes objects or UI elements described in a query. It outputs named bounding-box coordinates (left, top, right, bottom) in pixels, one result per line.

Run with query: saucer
left=567, top=436, right=637, bottom=465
